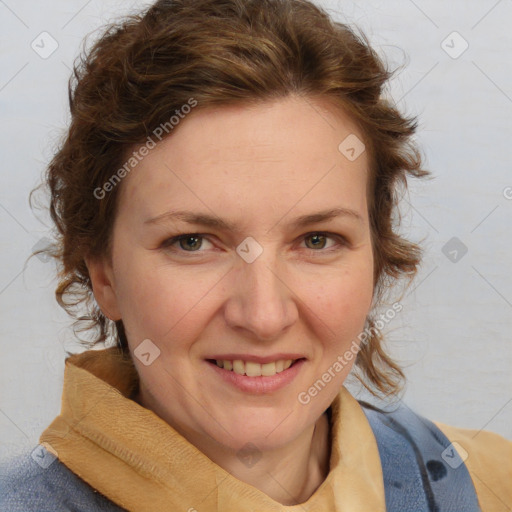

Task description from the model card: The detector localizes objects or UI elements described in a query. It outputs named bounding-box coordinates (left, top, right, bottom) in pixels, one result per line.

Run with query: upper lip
left=206, top=354, right=306, bottom=364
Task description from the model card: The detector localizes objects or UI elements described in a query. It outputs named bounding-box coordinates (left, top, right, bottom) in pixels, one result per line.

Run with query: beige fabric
left=435, top=421, right=512, bottom=512
left=40, top=347, right=510, bottom=511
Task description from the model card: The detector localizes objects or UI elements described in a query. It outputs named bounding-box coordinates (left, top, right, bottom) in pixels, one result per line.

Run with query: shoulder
left=359, top=400, right=511, bottom=511
left=0, top=445, right=125, bottom=512
left=435, top=421, right=512, bottom=512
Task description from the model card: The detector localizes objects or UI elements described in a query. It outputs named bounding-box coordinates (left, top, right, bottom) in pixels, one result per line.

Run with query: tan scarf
left=40, top=347, right=386, bottom=511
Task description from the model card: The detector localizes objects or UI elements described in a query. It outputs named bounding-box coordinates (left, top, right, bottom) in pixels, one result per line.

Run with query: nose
left=223, top=251, right=298, bottom=342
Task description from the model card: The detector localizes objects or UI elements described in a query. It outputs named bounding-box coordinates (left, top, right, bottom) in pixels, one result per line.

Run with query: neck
left=188, top=411, right=331, bottom=505
left=134, top=387, right=332, bottom=505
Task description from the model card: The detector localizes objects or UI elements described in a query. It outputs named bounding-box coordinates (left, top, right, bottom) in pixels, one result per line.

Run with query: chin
left=204, top=406, right=312, bottom=451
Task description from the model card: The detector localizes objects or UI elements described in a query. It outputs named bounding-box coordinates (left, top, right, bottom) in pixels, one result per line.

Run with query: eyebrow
left=144, top=207, right=363, bottom=232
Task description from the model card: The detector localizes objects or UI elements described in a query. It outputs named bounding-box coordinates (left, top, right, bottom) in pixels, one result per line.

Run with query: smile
left=211, top=359, right=297, bottom=377
left=206, top=358, right=306, bottom=394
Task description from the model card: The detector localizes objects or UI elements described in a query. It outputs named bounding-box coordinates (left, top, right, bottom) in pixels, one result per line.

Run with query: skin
left=87, top=95, right=375, bottom=505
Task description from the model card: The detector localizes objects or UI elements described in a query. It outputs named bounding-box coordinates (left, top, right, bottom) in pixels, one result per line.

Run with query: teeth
left=245, top=361, right=262, bottom=377
left=233, top=360, right=245, bottom=375
left=261, top=362, right=275, bottom=376
left=215, top=358, right=297, bottom=376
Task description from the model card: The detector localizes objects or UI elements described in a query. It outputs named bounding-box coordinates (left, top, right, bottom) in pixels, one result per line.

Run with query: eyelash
left=160, top=232, right=349, bottom=256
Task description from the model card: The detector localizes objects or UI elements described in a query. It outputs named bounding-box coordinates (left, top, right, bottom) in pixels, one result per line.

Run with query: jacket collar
left=41, top=347, right=385, bottom=511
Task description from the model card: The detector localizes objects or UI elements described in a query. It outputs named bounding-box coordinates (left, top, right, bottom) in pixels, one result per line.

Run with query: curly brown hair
left=39, top=0, right=428, bottom=397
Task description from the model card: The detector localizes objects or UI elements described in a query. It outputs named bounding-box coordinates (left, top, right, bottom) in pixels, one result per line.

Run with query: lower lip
left=206, top=359, right=306, bottom=394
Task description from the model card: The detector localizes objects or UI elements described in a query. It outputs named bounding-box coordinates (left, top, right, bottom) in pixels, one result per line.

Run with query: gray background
left=1, top=0, right=511, bottom=458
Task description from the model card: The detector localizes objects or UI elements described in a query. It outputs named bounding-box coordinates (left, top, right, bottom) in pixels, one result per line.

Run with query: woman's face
left=91, top=96, right=374, bottom=453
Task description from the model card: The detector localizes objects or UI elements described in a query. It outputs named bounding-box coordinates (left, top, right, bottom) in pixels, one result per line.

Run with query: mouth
left=205, top=357, right=306, bottom=394
left=206, top=358, right=305, bottom=377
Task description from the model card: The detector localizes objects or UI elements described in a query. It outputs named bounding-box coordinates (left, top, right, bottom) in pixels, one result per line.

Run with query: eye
left=161, top=233, right=213, bottom=252
left=160, top=231, right=348, bottom=256
left=301, top=232, right=347, bottom=252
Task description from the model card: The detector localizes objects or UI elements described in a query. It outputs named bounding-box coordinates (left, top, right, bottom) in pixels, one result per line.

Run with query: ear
left=85, top=256, right=122, bottom=321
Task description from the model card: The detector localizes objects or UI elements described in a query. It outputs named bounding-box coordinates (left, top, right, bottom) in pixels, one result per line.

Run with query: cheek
left=309, top=267, right=374, bottom=342
left=113, top=256, right=223, bottom=343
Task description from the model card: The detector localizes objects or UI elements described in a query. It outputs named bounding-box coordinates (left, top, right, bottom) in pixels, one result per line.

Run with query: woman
left=1, top=0, right=510, bottom=510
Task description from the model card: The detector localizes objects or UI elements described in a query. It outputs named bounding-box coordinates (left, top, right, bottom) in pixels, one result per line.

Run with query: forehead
left=116, top=96, right=369, bottom=225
